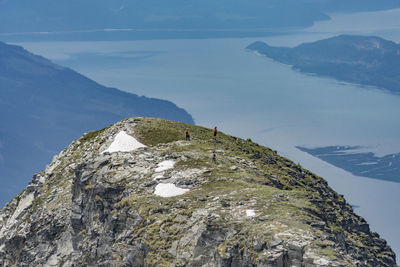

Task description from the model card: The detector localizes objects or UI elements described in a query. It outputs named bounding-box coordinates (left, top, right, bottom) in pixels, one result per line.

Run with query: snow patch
left=246, top=209, right=256, bottom=217
left=154, top=183, right=189, bottom=197
left=155, top=160, right=175, bottom=172
left=101, top=131, right=146, bottom=154
left=358, top=161, right=378, bottom=166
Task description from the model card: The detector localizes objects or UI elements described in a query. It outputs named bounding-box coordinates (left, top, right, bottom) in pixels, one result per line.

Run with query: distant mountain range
left=247, top=35, right=400, bottom=94
left=0, top=41, right=194, bottom=206
left=0, top=1, right=399, bottom=40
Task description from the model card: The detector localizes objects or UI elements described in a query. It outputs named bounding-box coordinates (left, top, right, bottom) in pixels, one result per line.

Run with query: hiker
left=213, top=126, right=218, bottom=138
left=185, top=129, right=190, bottom=141
left=212, top=151, right=216, bottom=163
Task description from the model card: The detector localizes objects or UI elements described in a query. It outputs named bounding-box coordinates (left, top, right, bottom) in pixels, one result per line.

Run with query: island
left=247, top=35, right=400, bottom=93
left=297, top=145, right=400, bottom=183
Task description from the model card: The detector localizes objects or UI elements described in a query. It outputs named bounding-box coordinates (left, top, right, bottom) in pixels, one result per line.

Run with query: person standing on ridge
left=185, top=129, right=190, bottom=141
left=213, top=126, right=218, bottom=138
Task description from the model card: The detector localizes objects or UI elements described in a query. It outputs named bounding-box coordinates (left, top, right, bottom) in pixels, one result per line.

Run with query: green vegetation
left=134, top=118, right=220, bottom=146
left=80, top=126, right=112, bottom=144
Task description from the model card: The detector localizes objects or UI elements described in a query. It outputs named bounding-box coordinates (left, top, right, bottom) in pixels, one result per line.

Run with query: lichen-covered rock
left=0, top=117, right=397, bottom=266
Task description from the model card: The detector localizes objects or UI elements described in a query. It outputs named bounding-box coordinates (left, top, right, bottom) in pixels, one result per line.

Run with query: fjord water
left=17, top=9, right=400, bottom=259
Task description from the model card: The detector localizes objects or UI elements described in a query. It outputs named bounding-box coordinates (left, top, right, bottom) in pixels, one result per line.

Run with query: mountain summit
left=0, top=117, right=396, bottom=266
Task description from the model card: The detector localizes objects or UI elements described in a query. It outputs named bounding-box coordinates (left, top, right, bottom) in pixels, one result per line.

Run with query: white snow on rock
left=246, top=209, right=256, bottom=217
left=155, top=160, right=175, bottom=172
left=154, top=183, right=189, bottom=197
left=101, top=131, right=146, bottom=154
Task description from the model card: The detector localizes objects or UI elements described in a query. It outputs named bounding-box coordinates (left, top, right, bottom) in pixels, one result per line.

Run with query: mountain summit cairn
left=0, top=117, right=396, bottom=266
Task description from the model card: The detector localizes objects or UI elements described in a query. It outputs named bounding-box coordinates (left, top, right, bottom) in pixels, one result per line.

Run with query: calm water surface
left=17, top=9, right=400, bottom=259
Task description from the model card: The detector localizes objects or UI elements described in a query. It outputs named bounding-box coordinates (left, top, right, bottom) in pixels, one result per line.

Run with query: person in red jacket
left=213, top=126, right=218, bottom=138
left=185, top=129, right=190, bottom=141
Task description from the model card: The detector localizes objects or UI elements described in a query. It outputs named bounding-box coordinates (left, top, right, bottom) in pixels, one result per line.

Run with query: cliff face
left=0, top=118, right=396, bottom=266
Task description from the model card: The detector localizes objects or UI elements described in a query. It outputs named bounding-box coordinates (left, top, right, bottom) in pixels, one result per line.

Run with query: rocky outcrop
left=0, top=117, right=396, bottom=266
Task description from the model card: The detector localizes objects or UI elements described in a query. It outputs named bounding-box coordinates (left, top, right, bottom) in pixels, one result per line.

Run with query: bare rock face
left=0, top=117, right=396, bottom=266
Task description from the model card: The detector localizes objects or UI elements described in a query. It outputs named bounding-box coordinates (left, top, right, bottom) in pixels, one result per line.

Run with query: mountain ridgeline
left=0, top=1, right=399, bottom=41
left=247, top=35, right=400, bottom=93
left=0, top=41, right=193, bottom=206
left=0, top=118, right=396, bottom=266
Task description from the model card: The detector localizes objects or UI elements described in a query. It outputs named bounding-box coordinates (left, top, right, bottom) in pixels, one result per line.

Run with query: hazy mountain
left=0, top=0, right=399, bottom=40
left=0, top=117, right=396, bottom=266
left=0, top=41, right=194, bottom=206
left=247, top=35, right=400, bottom=93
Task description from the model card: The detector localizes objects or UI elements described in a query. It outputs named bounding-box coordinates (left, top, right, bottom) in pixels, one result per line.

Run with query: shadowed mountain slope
left=0, top=41, right=193, bottom=206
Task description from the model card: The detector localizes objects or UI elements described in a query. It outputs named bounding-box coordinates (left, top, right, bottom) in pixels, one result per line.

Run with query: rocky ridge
left=0, top=117, right=396, bottom=266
